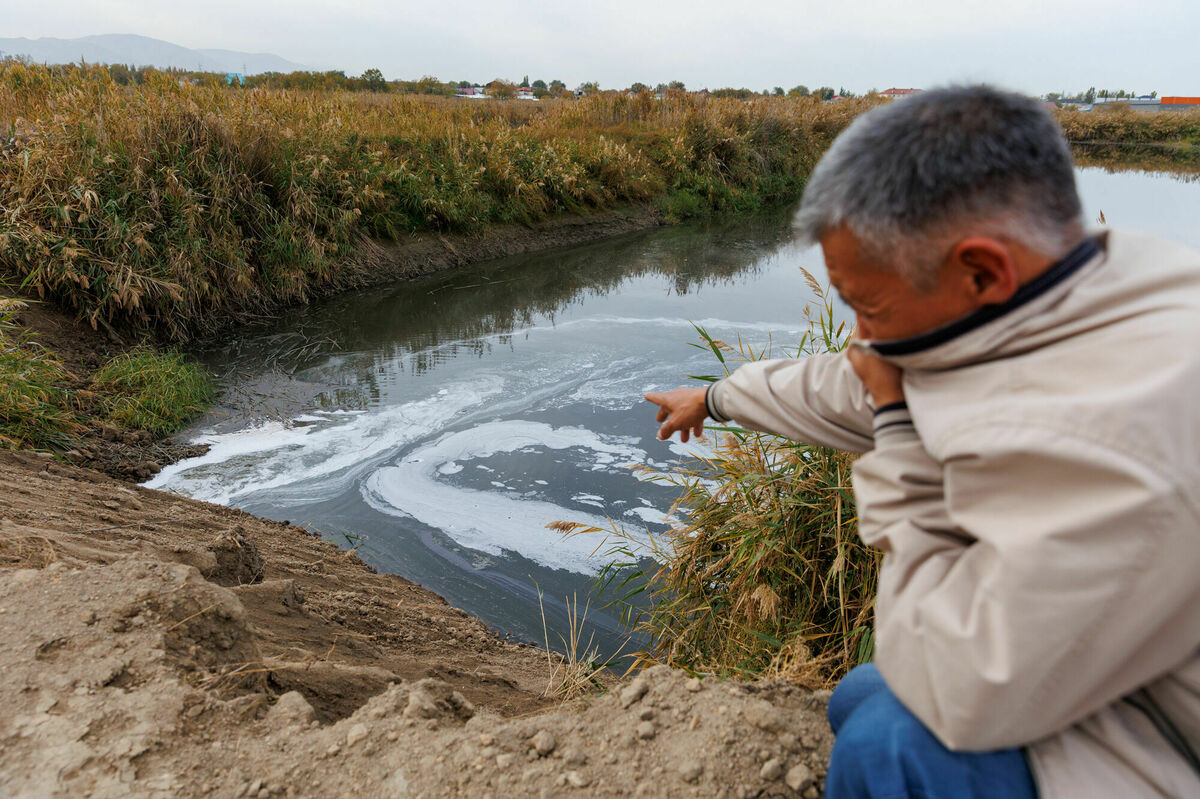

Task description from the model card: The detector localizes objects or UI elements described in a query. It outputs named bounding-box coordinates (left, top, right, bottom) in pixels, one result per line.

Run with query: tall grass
left=1056, top=105, right=1200, bottom=146
left=91, top=348, right=215, bottom=436
left=0, top=301, right=78, bottom=449
left=0, top=299, right=214, bottom=449
left=561, top=286, right=878, bottom=685
left=0, top=63, right=871, bottom=341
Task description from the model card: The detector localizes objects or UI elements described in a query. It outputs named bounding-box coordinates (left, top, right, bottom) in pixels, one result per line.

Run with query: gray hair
left=796, top=85, right=1084, bottom=289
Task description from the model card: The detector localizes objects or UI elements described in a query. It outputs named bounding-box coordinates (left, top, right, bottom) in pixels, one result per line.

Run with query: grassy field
left=0, top=63, right=873, bottom=343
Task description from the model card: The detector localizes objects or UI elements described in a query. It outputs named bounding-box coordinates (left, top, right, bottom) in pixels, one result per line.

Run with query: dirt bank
left=0, top=449, right=834, bottom=797
left=352, top=204, right=665, bottom=285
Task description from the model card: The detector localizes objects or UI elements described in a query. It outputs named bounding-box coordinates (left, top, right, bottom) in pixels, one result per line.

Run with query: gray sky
left=3, top=0, right=1196, bottom=95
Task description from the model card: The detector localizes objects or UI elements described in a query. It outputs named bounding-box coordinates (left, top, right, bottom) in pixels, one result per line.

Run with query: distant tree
left=361, top=68, right=388, bottom=92
left=630, top=82, right=650, bottom=93
left=817, top=86, right=836, bottom=101
left=457, top=80, right=472, bottom=88
left=668, top=80, right=685, bottom=90
left=532, top=79, right=547, bottom=89
left=578, top=81, right=600, bottom=95
left=711, top=87, right=755, bottom=99
left=772, top=86, right=784, bottom=96
left=1084, top=87, right=1096, bottom=103
left=532, top=87, right=550, bottom=99
left=416, top=75, right=452, bottom=95
left=487, top=79, right=517, bottom=98
left=787, top=85, right=810, bottom=97
left=1151, top=90, right=1158, bottom=98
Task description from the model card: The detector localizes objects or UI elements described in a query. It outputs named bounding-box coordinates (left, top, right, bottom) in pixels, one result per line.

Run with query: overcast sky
left=3, top=0, right=1196, bottom=95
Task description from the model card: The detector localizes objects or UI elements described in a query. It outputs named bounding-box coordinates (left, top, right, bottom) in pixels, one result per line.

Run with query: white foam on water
left=362, top=419, right=652, bottom=574
left=145, top=376, right=504, bottom=505
left=624, top=505, right=672, bottom=526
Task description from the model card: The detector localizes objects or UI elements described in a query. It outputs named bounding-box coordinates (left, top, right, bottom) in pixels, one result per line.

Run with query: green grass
left=91, top=349, right=214, bottom=437
left=0, top=303, right=78, bottom=450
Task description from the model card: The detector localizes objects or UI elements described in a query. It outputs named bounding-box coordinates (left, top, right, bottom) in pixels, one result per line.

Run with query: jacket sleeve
left=853, top=415, right=1200, bottom=751
left=707, top=354, right=874, bottom=453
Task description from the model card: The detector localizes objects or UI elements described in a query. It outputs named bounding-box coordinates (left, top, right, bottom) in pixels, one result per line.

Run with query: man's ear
left=948, top=237, right=1020, bottom=304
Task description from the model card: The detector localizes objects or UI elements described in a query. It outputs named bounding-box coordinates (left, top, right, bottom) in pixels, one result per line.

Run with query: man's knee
left=828, top=663, right=888, bottom=734
left=832, top=686, right=936, bottom=763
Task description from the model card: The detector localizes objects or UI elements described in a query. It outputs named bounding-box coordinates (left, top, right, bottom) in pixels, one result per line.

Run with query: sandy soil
left=0, top=449, right=835, bottom=798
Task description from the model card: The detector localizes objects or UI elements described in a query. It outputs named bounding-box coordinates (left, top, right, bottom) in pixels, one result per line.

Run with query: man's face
left=819, top=226, right=984, bottom=341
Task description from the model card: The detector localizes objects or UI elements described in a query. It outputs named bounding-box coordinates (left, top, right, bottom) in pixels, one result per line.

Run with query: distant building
left=1162, top=96, right=1200, bottom=105
left=224, top=73, right=245, bottom=86
left=516, top=86, right=537, bottom=100
left=455, top=85, right=489, bottom=99
left=880, top=88, right=922, bottom=99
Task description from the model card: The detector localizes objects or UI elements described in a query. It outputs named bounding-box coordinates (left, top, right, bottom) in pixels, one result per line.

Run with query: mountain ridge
left=0, top=33, right=310, bottom=74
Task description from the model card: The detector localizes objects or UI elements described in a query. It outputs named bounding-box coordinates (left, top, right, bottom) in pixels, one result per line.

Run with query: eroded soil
left=0, top=450, right=834, bottom=798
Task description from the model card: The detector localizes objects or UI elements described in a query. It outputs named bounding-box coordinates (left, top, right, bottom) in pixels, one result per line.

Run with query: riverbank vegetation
left=0, top=300, right=212, bottom=451
left=564, top=289, right=875, bottom=685
left=1057, top=106, right=1200, bottom=171
left=0, top=62, right=871, bottom=343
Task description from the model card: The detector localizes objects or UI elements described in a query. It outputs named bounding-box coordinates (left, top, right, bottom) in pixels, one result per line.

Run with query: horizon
left=3, top=0, right=1197, bottom=97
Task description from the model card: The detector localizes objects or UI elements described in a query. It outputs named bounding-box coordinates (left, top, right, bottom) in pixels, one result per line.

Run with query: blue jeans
left=826, top=664, right=1039, bottom=799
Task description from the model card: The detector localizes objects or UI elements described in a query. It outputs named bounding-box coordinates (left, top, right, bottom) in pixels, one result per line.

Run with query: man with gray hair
left=646, top=85, right=1200, bottom=798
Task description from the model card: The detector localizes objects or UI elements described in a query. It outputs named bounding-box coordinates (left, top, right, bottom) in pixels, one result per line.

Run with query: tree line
left=2, top=58, right=859, bottom=101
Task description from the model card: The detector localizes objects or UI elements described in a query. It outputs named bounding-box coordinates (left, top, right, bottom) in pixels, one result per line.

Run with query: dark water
left=148, top=167, right=1200, bottom=659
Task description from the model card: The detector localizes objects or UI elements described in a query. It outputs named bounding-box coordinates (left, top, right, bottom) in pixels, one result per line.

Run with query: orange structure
left=1161, top=97, right=1200, bottom=104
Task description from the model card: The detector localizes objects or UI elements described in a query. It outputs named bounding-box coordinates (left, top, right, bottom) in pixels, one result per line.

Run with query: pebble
left=479, top=733, right=495, bottom=746
left=346, top=724, right=369, bottom=747
left=637, top=707, right=655, bottom=721
left=635, top=721, right=656, bottom=740
left=744, top=700, right=784, bottom=732
left=785, top=763, right=815, bottom=792
left=565, top=771, right=590, bottom=788
left=532, top=730, right=557, bottom=757
left=620, top=677, right=649, bottom=708
left=496, top=753, right=515, bottom=768
left=760, top=758, right=783, bottom=781
left=679, top=760, right=704, bottom=783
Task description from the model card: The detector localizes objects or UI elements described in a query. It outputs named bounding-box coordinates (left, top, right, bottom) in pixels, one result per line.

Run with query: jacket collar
left=863, top=235, right=1108, bottom=371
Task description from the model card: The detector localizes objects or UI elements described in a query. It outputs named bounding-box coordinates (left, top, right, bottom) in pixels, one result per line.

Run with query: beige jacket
left=708, top=231, right=1200, bottom=798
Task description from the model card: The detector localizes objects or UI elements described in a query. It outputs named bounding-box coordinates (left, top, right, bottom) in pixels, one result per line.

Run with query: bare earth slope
left=0, top=447, right=833, bottom=798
